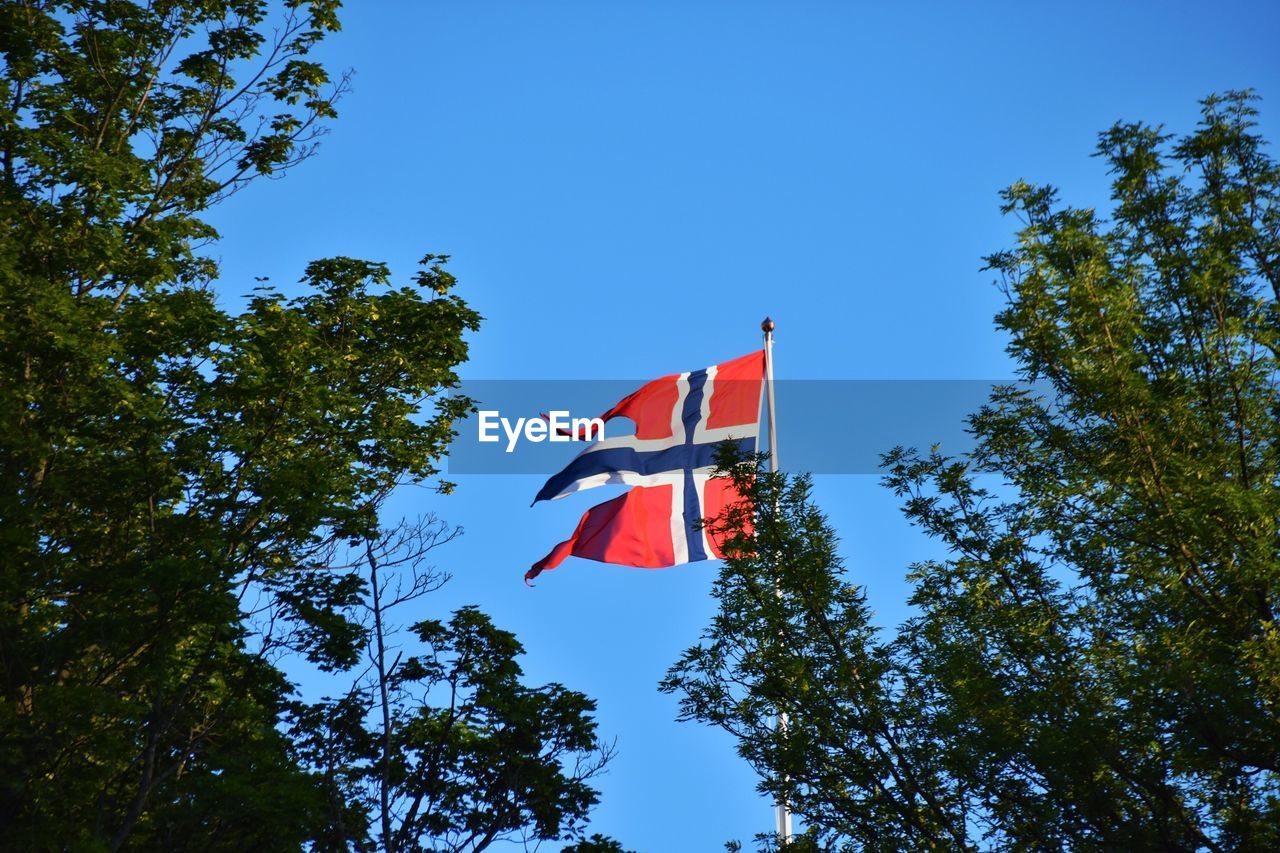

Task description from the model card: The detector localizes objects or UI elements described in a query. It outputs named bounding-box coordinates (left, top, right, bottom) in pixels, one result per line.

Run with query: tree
left=290, top=518, right=618, bottom=853
left=0, top=7, right=624, bottom=848
left=0, top=3, right=499, bottom=847
left=1, top=247, right=481, bottom=847
left=0, top=0, right=347, bottom=302
left=663, top=455, right=968, bottom=850
left=663, top=91, right=1280, bottom=850
left=561, top=835, right=638, bottom=853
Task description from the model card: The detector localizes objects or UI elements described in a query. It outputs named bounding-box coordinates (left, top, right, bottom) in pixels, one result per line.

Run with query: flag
left=527, top=350, right=763, bottom=583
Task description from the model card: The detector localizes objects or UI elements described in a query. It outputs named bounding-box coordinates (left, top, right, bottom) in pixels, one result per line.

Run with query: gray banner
left=446, top=379, right=1044, bottom=475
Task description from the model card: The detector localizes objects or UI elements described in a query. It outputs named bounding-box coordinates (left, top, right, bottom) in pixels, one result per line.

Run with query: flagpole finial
left=761, top=316, right=775, bottom=334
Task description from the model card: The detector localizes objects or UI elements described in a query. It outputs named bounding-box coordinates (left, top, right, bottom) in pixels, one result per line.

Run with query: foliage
left=664, top=92, right=1280, bottom=850
left=561, top=834, right=637, bottom=853
left=291, top=519, right=618, bottom=853
left=0, top=2, right=573, bottom=848
left=1, top=246, right=480, bottom=847
left=664, top=455, right=968, bottom=849
left=0, top=0, right=346, bottom=301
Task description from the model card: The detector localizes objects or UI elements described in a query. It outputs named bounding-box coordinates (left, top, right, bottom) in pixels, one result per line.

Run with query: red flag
left=527, top=351, right=763, bottom=584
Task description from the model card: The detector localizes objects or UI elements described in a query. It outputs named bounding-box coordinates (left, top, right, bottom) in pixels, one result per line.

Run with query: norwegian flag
left=526, top=350, right=763, bottom=584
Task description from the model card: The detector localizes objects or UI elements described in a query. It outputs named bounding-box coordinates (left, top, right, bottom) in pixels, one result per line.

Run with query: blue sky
left=206, top=2, right=1280, bottom=848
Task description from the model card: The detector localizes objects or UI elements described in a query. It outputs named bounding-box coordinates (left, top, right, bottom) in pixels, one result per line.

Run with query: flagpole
left=762, top=317, right=793, bottom=843
left=763, top=318, right=780, bottom=468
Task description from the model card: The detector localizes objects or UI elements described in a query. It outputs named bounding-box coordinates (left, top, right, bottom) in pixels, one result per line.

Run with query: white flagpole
left=762, top=317, right=793, bottom=843
left=763, top=318, right=780, bottom=468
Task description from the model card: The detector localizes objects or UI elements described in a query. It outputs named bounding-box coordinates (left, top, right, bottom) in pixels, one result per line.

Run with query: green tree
left=664, top=455, right=968, bottom=850
left=289, top=518, right=618, bottom=853
left=664, top=92, right=1280, bottom=850
left=1, top=247, right=480, bottom=848
left=561, top=834, right=638, bottom=853
left=0, top=4, right=623, bottom=848
left=0, top=2, right=507, bottom=848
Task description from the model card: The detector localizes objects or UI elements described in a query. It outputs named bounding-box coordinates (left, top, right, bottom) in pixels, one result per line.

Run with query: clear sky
left=205, top=2, right=1280, bottom=848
